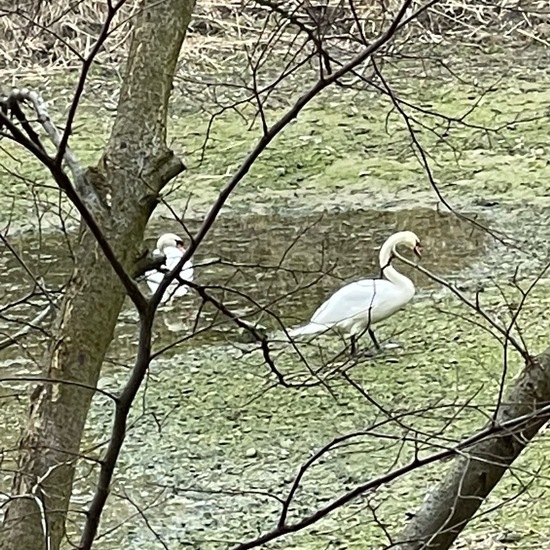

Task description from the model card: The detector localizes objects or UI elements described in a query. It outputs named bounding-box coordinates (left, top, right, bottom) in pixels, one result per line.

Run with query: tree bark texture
left=397, top=348, right=550, bottom=550
left=0, top=1, right=195, bottom=549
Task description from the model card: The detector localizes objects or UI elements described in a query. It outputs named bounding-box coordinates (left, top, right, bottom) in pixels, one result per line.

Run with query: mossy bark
left=0, top=1, right=195, bottom=549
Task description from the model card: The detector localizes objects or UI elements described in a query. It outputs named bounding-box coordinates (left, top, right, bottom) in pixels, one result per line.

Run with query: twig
left=7, top=88, right=83, bottom=182
left=394, top=251, right=529, bottom=360
left=233, top=399, right=550, bottom=550
left=0, top=303, right=54, bottom=351
left=54, top=0, right=128, bottom=169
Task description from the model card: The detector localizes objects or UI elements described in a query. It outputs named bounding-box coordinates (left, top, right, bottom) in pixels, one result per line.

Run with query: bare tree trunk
left=0, top=1, right=194, bottom=549
left=397, top=348, right=550, bottom=550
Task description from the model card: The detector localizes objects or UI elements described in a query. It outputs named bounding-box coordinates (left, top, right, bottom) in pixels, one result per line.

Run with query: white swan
left=288, top=231, right=422, bottom=353
left=144, top=233, right=194, bottom=305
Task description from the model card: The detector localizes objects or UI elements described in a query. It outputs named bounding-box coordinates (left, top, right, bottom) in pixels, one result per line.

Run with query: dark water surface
left=1, top=206, right=487, bottom=362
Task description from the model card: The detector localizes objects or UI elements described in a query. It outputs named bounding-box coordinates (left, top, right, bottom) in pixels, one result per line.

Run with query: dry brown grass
left=0, top=0, right=548, bottom=75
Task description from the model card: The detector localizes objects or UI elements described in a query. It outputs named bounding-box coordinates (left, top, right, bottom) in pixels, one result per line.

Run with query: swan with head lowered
left=144, top=233, right=194, bottom=305
left=288, top=231, right=422, bottom=353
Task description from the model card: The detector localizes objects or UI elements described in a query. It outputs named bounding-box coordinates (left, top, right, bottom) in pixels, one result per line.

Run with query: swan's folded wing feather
left=144, top=247, right=194, bottom=303
left=163, top=246, right=183, bottom=269
left=144, top=249, right=166, bottom=293
left=163, top=247, right=194, bottom=300
left=164, top=248, right=193, bottom=279
left=145, top=270, right=164, bottom=290
left=310, top=279, right=395, bottom=325
left=179, top=261, right=194, bottom=283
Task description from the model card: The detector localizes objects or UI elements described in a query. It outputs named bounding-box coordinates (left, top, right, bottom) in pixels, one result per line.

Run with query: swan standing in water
left=145, top=233, right=194, bottom=305
left=288, top=231, right=422, bottom=353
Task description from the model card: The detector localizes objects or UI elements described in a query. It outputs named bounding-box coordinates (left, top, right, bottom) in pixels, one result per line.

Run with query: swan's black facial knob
left=413, top=242, right=423, bottom=258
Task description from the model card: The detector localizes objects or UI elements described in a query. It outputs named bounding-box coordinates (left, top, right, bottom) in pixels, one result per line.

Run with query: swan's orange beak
left=176, top=239, right=186, bottom=251
left=413, top=243, right=423, bottom=258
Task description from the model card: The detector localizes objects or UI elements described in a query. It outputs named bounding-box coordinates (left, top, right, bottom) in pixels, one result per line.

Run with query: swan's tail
left=287, top=323, right=327, bottom=339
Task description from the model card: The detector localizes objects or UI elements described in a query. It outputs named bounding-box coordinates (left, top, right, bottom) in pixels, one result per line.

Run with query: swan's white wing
left=180, top=262, right=194, bottom=283
left=163, top=246, right=183, bottom=269
left=145, top=268, right=172, bottom=303
left=145, top=248, right=165, bottom=294
left=310, top=279, right=400, bottom=326
left=166, top=262, right=194, bottom=300
left=164, top=248, right=194, bottom=282
left=144, top=246, right=193, bottom=303
left=165, top=246, right=194, bottom=299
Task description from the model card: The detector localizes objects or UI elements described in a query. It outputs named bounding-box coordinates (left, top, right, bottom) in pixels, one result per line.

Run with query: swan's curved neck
left=378, top=235, right=414, bottom=289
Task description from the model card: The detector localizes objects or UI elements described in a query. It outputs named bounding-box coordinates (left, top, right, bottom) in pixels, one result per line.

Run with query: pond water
left=3, top=204, right=550, bottom=549
left=0, top=205, right=499, bottom=549
left=1, top=206, right=487, bottom=361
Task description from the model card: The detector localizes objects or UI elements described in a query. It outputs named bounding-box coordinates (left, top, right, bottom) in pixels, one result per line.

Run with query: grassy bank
left=2, top=50, right=550, bottom=228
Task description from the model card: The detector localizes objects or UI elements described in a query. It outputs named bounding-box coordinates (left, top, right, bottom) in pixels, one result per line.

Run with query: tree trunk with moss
left=0, top=2, right=195, bottom=549
left=397, top=348, right=550, bottom=550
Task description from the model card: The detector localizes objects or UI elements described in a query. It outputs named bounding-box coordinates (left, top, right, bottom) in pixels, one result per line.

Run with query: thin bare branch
left=0, top=303, right=54, bottom=351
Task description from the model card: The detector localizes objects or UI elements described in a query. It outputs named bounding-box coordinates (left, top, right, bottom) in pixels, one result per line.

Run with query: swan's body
left=145, top=233, right=194, bottom=305
left=288, top=231, right=421, bottom=352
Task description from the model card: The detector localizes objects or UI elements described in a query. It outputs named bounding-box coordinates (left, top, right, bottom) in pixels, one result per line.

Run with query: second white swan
left=288, top=230, right=422, bottom=353
left=144, top=233, right=194, bottom=305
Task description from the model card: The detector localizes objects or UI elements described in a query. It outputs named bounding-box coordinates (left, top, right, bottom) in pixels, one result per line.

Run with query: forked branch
left=0, top=92, right=147, bottom=312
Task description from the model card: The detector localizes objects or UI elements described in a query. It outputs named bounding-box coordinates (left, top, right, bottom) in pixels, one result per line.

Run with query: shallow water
left=0, top=206, right=487, bottom=361
left=4, top=205, right=550, bottom=550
